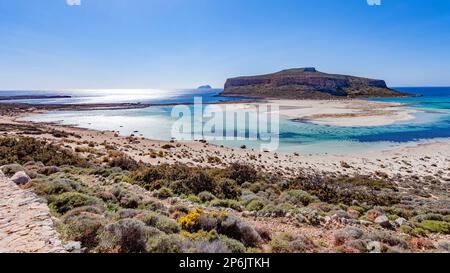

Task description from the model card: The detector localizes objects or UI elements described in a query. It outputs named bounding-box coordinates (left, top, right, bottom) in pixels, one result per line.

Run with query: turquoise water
left=13, top=87, right=450, bottom=154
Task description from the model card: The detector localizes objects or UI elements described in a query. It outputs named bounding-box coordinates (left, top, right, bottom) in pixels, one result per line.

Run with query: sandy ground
left=262, top=99, right=417, bottom=127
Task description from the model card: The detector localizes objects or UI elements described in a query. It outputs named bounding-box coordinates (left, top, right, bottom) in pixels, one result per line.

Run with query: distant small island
left=197, top=85, right=212, bottom=90
left=220, top=68, right=412, bottom=99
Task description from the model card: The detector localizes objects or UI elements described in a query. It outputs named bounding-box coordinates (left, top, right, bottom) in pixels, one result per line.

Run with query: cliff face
left=221, top=68, right=409, bottom=99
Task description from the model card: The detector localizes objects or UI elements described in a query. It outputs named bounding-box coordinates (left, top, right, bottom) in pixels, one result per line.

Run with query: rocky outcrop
left=10, top=171, right=31, bottom=185
left=220, top=68, right=411, bottom=99
left=0, top=177, right=66, bottom=253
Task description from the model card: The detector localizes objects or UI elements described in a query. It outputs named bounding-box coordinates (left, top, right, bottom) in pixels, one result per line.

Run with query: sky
left=0, top=0, right=450, bottom=90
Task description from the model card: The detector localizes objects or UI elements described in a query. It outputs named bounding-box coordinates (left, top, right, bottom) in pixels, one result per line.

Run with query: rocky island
left=220, top=68, right=411, bottom=99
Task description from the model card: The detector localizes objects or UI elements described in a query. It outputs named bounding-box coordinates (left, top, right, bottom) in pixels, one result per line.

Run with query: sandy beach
left=267, top=99, right=417, bottom=127
left=1, top=99, right=449, bottom=181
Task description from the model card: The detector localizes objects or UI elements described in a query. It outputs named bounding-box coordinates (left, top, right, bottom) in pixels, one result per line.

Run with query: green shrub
left=62, top=211, right=108, bottom=250
left=98, top=219, right=160, bottom=253
left=108, top=154, right=138, bottom=171
left=0, top=137, right=87, bottom=167
left=147, top=234, right=192, bottom=253
left=186, top=194, right=201, bottom=203
left=269, top=233, right=316, bottom=253
left=246, top=199, right=266, bottom=211
left=218, top=215, right=261, bottom=247
left=227, top=163, right=257, bottom=185
left=419, top=220, right=450, bottom=234
left=210, top=199, right=242, bottom=211
left=157, top=187, right=173, bottom=199
left=51, top=192, right=102, bottom=214
left=214, top=178, right=241, bottom=200
left=185, top=170, right=214, bottom=194
left=26, top=178, right=81, bottom=197
left=136, top=211, right=180, bottom=234
left=219, top=236, right=246, bottom=253
left=198, top=191, right=216, bottom=202
left=279, top=190, right=319, bottom=207
left=399, top=225, right=413, bottom=235
left=111, top=186, right=142, bottom=208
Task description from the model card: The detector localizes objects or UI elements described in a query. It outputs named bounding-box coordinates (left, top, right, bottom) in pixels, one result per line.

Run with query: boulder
left=367, top=241, right=382, bottom=253
left=375, top=215, right=392, bottom=228
left=436, top=240, right=450, bottom=253
left=0, top=164, right=25, bottom=177
left=0, top=170, right=5, bottom=178
left=64, top=241, right=82, bottom=253
left=395, top=217, right=410, bottom=227
left=11, top=171, right=31, bottom=185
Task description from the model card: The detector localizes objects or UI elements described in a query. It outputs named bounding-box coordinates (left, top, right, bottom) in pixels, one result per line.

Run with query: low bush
left=62, top=211, right=108, bottom=249
left=0, top=137, right=87, bottom=167
left=111, top=186, right=142, bottom=209
left=136, top=211, right=180, bottom=234
left=98, top=219, right=160, bottom=253
left=210, top=199, right=242, bottom=211
left=219, top=235, right=246, bottom=253
left=214, top=178, right=241, bottom=200
left=246, top=199, right=266, bottom=211
left=218, top=215, right=261, bottom=247
left=269, top=233, right=316, bottom=253
left=198, top=191, right=216, bottom=202
left=26, top=178, right=81, bottom=198
left=108, top=154, right=139, bottom=171
left=279, top=190, right=319, bottom=207
left=419, top=220, right=450, bottom=234
left=147, top=234, right=192, bottom=253
left=156, top=187, right=173, bottom=199
left=50, top=192, right=102, bottom=214
left=226, top=163, right=257, bottom=185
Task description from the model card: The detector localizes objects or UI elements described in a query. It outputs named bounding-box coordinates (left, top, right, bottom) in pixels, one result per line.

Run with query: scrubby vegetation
left=0, top=137, right=87, bottom=167
left=2, top=135, right=449, bottom=253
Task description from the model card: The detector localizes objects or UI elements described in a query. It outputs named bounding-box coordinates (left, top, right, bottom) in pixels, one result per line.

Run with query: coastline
left=1, top=100, right=449, bottom=181
left=1, top=100, right=449, bottom=254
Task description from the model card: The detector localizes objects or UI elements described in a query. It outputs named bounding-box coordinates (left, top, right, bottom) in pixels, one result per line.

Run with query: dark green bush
left=214, top=178, right=241, bottom=200
left=147, top=234, right=192, bottom=253
left=98, top=219, right=160, bottom=253
left=62, top=211, right=108, bottom=250
left=51, top=192, right=102, bottom=214
left=269, top=233, right=316, bottom=253
left=108, top=154, right=138, bottom=171
left=136, top=211, right=180, bottom=234
left=0, top=137, right=87, bottom=167
left=218, top=215, right=261, bottom=247
left=226, top=163, right=257, bottom=185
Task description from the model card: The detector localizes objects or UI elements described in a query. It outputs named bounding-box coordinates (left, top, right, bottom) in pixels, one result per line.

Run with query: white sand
left=265, top=99, right=417, bottom=127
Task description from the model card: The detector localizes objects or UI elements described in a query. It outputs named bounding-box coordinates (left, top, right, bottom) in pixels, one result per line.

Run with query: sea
left=1, top=87, right=450, bottom=155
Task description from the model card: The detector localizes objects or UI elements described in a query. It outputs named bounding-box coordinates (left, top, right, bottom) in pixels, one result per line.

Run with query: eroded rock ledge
left=0, top=175, right=66, bottom=253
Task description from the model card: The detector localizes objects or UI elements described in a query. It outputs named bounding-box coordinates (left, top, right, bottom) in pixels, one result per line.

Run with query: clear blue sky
left=1, top=0, right=449, bottom=90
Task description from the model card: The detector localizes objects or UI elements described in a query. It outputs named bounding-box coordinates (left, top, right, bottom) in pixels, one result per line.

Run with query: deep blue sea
left=2, top=87, right=450, bottom=154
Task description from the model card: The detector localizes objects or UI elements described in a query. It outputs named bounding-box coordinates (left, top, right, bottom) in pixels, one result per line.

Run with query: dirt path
left=0, top=176, right=66, bottom=253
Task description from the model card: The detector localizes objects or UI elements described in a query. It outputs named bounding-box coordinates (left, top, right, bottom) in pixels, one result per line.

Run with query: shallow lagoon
left=13, top=87, right=450, bottom=154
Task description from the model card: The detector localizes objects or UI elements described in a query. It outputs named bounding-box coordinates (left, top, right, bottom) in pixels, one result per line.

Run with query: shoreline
left=1, top=101, right=449, bottom=181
